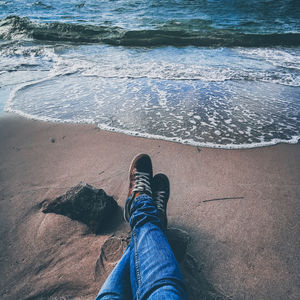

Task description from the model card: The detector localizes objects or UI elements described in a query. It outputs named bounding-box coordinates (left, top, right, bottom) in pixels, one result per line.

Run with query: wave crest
left=1, top=15, right=300, bottom=47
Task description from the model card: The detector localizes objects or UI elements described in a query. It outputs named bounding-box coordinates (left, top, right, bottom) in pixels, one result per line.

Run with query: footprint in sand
left=94, top=235, right=129, bottom=281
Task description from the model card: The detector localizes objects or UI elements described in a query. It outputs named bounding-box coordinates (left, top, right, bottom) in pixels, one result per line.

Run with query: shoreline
left=3, top=110, right=300, bottom=150
left=0, top=112, right=299, bottom=299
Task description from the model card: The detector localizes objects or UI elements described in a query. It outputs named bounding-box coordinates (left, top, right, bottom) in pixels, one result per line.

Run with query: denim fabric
left=96, top=246, right=132, bottom=300
left=96, top=194, right=186, bottom=300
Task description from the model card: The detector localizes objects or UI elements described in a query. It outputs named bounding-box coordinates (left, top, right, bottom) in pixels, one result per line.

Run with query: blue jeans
left=96, top=194, right=187, bottom=300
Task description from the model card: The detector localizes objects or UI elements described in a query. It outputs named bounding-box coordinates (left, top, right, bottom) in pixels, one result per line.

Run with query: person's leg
left=123, top=153, right=186, bottom=299
left=95, top=246, right=132, bottom=300
left=128, top=194, right=186, bottom=300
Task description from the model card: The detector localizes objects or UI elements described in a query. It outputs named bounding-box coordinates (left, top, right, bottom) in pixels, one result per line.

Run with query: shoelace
left=154, top=191, right=166, bottom=212
left=132, top=172, right=152, bottom=195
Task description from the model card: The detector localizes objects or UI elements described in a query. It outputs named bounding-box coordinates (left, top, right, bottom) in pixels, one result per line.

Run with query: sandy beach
left=0, top=113, right=299, bottom=299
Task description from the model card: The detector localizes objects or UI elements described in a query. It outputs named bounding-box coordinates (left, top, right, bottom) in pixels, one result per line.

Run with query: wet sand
left=0, top=113, right=299, bottom=299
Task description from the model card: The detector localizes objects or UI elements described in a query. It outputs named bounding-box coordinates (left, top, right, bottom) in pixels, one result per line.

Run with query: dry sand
left=0, top=113, right=299, bottom=299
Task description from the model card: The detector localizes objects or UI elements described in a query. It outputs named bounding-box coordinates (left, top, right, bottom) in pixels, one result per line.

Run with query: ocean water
left=0, top=1, right=299, bottom=148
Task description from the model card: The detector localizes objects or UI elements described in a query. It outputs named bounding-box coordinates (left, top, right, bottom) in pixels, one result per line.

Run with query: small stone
left=41, top=183, right=118, bottom=233
left=50, top=137, right=56, bottom=143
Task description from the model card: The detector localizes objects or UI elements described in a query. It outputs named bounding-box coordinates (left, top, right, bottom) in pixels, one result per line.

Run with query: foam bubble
left=5, top=71, right=300, bottom=149
left=2, top=43, right=300, bottom=149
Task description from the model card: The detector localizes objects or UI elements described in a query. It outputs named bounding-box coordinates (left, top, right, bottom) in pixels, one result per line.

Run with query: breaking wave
left=1, top=15, right=300, bottom=47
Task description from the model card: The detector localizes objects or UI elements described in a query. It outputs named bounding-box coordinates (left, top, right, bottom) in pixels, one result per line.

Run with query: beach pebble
left=41, top=183, right=118, bottom=233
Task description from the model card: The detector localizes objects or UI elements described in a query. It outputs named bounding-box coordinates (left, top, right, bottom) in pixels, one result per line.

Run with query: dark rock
left=75, top=2, right=85, bottom=8
left=41, top=183, right=118, bottom=233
